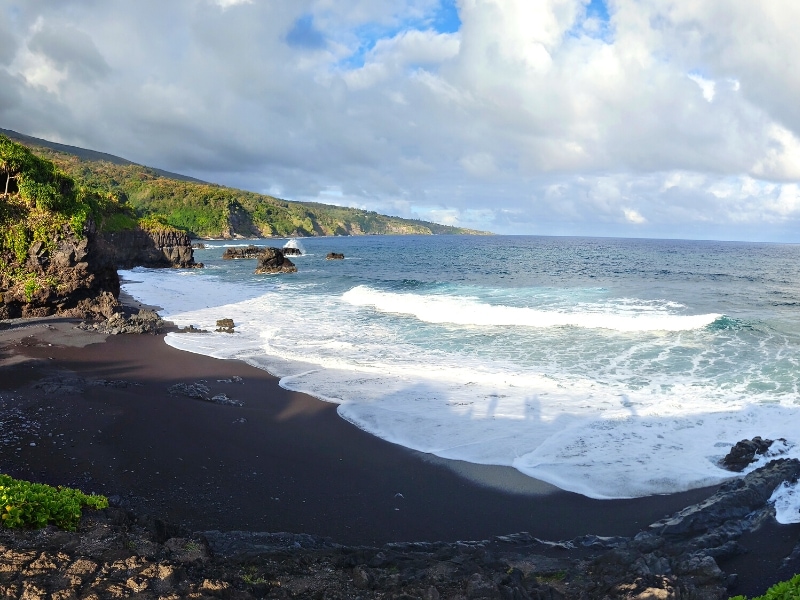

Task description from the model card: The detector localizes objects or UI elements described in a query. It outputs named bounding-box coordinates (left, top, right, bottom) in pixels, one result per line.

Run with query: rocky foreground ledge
left=1, top=460, right=798, bottom=600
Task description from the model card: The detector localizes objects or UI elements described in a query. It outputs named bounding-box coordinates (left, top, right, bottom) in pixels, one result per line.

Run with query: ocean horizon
left=121, top=234, right=800, bottom=523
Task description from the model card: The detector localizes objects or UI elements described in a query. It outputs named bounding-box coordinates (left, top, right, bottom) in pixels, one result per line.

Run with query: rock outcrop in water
left=254, top=248, right=296, bottom=274
left=326, top=252, right=345, bottom=260
left=721, top=436, right=785, bottom=472
left=100, top=228, right=200, bottom=269
left=222, top=245, right=263, bottom=260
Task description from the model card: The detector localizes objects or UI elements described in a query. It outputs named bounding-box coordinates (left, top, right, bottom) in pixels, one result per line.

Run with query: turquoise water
left=121, top=235, right=800, bottom=514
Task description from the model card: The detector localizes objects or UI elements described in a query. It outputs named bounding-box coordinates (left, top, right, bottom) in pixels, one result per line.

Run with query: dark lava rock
left=326, top=252, right=345, bottom=260
left=650, top=458, right=800, bottom=539
left=215, top=318, right=235, bottom=333
left=254, top=248, right=297, bottom=274
left=1, top=220, right=120, bottom=320
left=192, top=242, right=206, bottom=249
left=101, top=228, right=201, bottom=269
left=721, top=436, right=781, bottom=472
left=2, top=461, right=800, bottom=599
left=78, top=309, right=164, bottom=335
left=282, top=247, right=302, bottom=256
left=222, top=245, right=264, bottom=260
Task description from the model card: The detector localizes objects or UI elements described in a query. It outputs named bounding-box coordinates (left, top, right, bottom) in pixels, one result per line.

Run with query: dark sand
left=1, top=319, right=798, bottom=595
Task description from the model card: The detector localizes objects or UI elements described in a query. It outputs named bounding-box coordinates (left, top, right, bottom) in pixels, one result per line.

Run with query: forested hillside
left=4, top=129, right=488, bottom=239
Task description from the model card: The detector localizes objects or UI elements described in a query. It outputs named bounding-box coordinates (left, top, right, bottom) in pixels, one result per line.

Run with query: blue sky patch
left=337, top=0, right=461, bottom=70
left=565, top=0, right=612, bottom=42
left=432, top=0, right=461, bottom=34
left=286, top=14, right=327, bottom=50
left=586, top=0, right=610, bottom=23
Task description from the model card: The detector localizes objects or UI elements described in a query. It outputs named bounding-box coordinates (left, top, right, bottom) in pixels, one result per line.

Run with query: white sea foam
left=121, top=268, right=800, bottom=500
left=770, top=480, right=800, bottom=524
left=342, top=286, right=720, bottom=332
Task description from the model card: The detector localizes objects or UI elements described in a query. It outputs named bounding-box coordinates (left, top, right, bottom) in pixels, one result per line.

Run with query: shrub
left=0, top=474, right=108, bottom=531
left=730, top=573, right=800, bottom=600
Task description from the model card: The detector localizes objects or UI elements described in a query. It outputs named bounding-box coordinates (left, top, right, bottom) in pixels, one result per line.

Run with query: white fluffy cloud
left=1, top=0, right=799, bottom=240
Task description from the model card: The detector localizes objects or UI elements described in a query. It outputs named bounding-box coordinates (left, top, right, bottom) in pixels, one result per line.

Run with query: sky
left=1, top=0, right=799, bottom=241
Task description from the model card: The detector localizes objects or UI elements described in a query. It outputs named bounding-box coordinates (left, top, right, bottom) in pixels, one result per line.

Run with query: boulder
left=215, top=318, right=235, bottom=333
left=254, top=248, right=297, bottom=274
left=326, top=252, right=345, bottom=260
left=282, top=247, right=302, bottom=256
left=721, top=436, right=781, bottom=472
left=77, top=309, right=164, bottom=335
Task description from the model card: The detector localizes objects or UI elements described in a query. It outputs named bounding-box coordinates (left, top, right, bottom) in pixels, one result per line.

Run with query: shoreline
left=0, top=318, right=718, bottom=545
left=2, top=317, right=800, bottom=596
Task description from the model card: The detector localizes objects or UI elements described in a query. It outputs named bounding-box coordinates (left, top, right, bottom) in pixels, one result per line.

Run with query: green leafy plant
left=23, top=275, right=39, bottom=302
left=0, top=474, right=108, bottom=531
left=730, top=573, right=800, bottom=600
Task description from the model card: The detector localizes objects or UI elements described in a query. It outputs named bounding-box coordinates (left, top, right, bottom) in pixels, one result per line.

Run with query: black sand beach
left=1, top=318, right=799, bottom=598
left=0, top=319, right=716, bottom=545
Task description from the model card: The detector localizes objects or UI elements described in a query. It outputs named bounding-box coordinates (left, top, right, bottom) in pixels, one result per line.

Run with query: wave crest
left=342, top=285, right=721, bottom=332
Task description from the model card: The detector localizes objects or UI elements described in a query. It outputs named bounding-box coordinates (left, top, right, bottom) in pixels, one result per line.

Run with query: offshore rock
left=282, top=246, right=302, bottom=256
left=101, top=227, right=201, bottom=269
left=326, top=252, right=345, bottom=260
left=0, top=219, right=120, bottom=320
left=254, top=248, right=297, bottom=274
left=222, top=245, right=264, bottom=259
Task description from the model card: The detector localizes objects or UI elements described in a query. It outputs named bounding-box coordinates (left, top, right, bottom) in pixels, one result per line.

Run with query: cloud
left=1, top=0, right=799, bottom=241
left=27, top=23, right=111, bottom=85
left=212, top=0, right=253, bottom=9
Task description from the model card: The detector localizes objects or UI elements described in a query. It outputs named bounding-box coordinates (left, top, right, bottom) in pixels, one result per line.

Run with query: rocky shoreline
left=0, top=459, right=798, bottom=599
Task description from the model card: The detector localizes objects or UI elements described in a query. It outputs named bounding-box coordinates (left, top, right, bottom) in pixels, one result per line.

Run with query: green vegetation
left=25, top=141, right=489, bottom=239
left=0, top=473, right=108, bottom=531
left=730, top=574, right=800, bottom=600
left=0, top=135, right=140, bottom=297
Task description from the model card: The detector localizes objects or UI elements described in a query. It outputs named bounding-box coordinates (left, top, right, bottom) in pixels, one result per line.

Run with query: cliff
left=0, top=135, right=199, bottom=320
left=100, top=228, right=199, bottom=269
left=0, top=218, right=120, bottom=320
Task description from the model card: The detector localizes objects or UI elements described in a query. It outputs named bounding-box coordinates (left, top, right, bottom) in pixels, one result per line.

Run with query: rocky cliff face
left=100, top=228, right=199, bottom=269
left=1, top=226, right=200, bottom=321
left=0, top=220, right=120, bottom=320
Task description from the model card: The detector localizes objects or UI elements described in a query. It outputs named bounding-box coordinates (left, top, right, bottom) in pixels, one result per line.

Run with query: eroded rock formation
left=100, top=228, right=200, bottom=269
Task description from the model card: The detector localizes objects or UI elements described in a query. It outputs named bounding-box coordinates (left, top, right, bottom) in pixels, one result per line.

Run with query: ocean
left=120, top=235, right=800, bottom=521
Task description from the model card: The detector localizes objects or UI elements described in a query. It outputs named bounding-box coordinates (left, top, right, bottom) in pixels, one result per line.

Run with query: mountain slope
left=5, top=129, right=491, bottom=238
